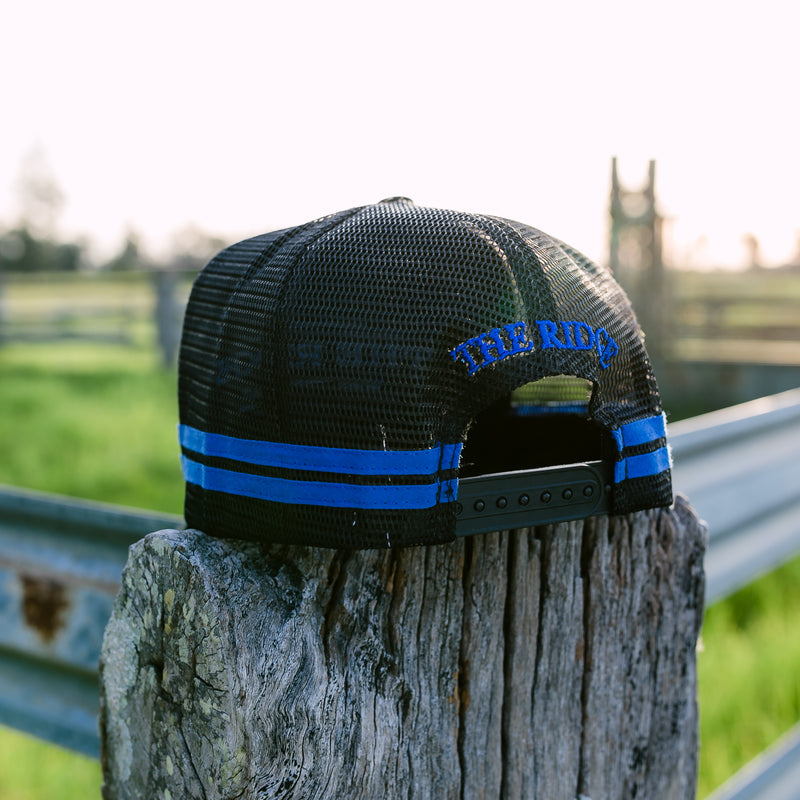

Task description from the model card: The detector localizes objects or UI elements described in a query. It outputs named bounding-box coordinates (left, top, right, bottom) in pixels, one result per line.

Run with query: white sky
left=2, top=0, right=799, bottom=268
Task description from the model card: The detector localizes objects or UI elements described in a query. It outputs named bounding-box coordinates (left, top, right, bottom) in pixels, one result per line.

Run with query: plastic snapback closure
left=454, top=460, right=613, bottom=537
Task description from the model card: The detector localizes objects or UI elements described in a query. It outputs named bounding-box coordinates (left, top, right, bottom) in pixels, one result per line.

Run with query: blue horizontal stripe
left=611, top=413, right=668, bottom=451
left=179, top=425, right=462, bottom=477
left=182, top=456, right=458, bottom=510
left=614, top=445, right=672, bottom=483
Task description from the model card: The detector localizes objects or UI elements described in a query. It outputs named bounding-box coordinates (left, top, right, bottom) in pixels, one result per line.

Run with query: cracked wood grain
left=99, top=496, right=705, bottom=799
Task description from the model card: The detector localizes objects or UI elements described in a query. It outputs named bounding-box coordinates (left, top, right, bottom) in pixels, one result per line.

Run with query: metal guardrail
left=0, top=488, right=181, bottom=756
left=704, top=721, right=800, bottom=800
left=1, top=388, right=799, bottom=795
left=670, top=387, right=800, bottom=604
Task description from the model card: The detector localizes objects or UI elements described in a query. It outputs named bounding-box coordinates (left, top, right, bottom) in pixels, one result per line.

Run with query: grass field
left=0, top=343, right=182, bottom=513
left=0, top=294, right=799, bottom=796
left=0, top=730, right=103, bottom=800
left=696, top=555, right=800, bottom=797
left=0, top=341, right=178, bottom=800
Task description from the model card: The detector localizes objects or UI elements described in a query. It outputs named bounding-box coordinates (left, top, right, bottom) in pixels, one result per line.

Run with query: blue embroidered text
left=450, top=320, right=619, bottom=375
left=535, top=320, right=619, bottom=369
left=449, top=322, right=534, bottom=376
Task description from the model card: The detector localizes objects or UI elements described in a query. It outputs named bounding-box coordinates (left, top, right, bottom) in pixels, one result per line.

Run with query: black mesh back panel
left=178, top=198, right=672, bottom=548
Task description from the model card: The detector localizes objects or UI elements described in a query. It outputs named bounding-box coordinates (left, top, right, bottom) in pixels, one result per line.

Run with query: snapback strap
left=454, top=461, right=612, bottom=536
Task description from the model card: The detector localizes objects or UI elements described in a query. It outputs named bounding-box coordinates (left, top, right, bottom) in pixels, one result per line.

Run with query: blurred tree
left=0, top=226, right=84, bottom=271
left=105, top=229, right=149, bottom=271
left=167, top=224, right=227, bottom=271
left=13, top=146, right=65, bottom=240
left=742, top=233, right=762, bottom=271
left=0, top=148, right=86, bottom=271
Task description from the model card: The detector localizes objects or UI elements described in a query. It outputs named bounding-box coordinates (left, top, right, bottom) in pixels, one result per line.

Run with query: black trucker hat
left=178, top=198, right=672, bottom=548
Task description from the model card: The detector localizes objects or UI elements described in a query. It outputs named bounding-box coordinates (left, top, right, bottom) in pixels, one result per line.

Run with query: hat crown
left=178, top=200, right=672, bottom=548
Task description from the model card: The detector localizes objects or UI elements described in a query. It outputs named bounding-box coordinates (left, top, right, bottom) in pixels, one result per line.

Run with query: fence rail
left=705, top=721, right=800, bottom=800
left=0, top=270, right=194, bottom=364
left=0, top=488, right=180, bottom=756
left=1, top=388, right=800, bottom=796
left=669, top=387, right=800, bottom=603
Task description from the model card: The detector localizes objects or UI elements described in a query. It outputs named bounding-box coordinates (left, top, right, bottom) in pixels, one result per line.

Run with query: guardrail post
left=99, top=496, right=705, bottom=799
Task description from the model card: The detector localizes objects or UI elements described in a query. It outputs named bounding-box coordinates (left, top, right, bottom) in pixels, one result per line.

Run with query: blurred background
left=1, top=1, right=798, bottom=798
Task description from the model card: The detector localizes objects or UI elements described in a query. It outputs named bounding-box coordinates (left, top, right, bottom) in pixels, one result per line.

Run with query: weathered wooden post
left=100, top=499, right=705, bottom=799
left=99, top=199, right=704, bottom=798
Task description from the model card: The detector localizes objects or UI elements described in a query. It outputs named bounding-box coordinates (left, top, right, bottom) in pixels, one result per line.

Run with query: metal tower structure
left=608, top=157, right=665, bottom=363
